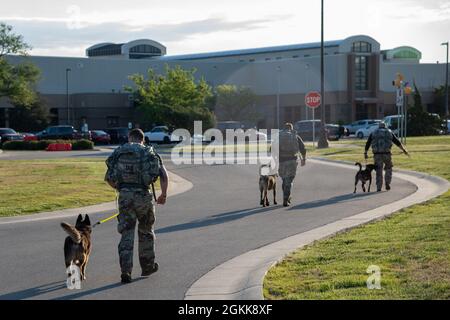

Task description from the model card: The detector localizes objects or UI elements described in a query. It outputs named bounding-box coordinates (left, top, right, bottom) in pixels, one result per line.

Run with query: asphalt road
left=0, top=153, right=416, bottom=300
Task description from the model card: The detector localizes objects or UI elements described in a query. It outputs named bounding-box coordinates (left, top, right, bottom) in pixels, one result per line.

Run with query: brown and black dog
left=259, top=166, right=278, bottom=207
left=61, top=214, right=92, bottom=281
left=354, top=162, right=377, bottom=193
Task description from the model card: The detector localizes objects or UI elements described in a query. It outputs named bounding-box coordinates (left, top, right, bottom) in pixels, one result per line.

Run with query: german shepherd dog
left=61, top=214, right=92, bottom=281
left=354, top=162, right=376, bottom=193
left=259, top=166, right=278, bottom=207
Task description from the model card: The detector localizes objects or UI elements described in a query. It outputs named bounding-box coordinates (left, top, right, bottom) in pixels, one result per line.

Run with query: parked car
left=344, top=119, right=382, bottom=135
left=104, top=127, right=129, bottom=144
left=144, top=126, right=181, bottom=144
left=20, top=132, right=38, bottom=141
left=446, top=120, right=450, bottom=134
left=355, top=123, right=380, bottom=139
left=216, top=121, right=245, bottom=135
left=0, top=128, right=24, bottom=145
left=90, top=130, right=111, bottom=145
left=37, top=125, right=83, bottom=140
left=325, top=124, right=345, bottom=141
left=294, top=120, right=325, bottom=141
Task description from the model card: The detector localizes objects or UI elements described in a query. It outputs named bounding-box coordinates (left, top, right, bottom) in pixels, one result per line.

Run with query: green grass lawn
left=264, top=135, right=450, bottom=300
left=0, top=158, right=117, bottom=216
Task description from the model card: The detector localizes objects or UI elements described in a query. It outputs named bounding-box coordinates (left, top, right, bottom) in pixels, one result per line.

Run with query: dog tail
left=355, top=162, right=362, bottom=172
left=61, top=222, right=81, bottom=244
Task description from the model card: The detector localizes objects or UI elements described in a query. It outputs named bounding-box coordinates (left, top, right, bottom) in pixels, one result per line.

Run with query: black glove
left=364, top=152, right=368, bottom=160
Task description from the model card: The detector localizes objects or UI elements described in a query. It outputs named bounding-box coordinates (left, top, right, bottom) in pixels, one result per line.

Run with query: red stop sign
left=305, top=91, right=321, bottom=108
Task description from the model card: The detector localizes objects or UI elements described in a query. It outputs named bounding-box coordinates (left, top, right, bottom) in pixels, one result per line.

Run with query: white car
left=355, top=123, right=380, bottom=139
left=144, top=126, right=181, bottom=144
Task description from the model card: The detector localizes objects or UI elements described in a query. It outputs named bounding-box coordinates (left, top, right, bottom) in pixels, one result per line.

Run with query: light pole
left=276, top=66, right=281, bottom=128
left=66, top=68, right=71, bottom=125
left=305, top=63, right=310, bottom=120
left=318, top=0, right=329, bottom=148
left=441, top=42, right=449, bottom=117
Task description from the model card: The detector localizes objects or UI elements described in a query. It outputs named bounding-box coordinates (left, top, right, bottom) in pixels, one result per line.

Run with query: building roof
left=158, top=39, right=344, bottom=61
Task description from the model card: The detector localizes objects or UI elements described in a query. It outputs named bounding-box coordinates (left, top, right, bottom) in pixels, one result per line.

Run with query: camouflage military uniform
left=278, top=159, right=298, bottom=203
left=365, top=125, right=405, bottom=191
left=105, top=143, right=161, bottom=275
left=373, top=154, right=393, bottom=190
left=117, top=189, right=156, bottom=274
left=277, top=130, right=306, bottom=205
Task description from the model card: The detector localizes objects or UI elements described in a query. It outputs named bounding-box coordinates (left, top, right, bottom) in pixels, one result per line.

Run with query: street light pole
left=318, top=0, right=329, bottom=148
left=305, top=63, right=309, bottom=120
left=442, top=42, right=449, bottom=117
left=66, top=68, right=71, bottom=125
left=277, top=66, right=281, bottom=129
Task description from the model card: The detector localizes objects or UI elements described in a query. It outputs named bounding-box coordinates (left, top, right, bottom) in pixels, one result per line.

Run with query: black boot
left=141, top=262, right=159, bottom=277
left=121, top=272, right=132, bottom=284
left=386, top=184, right=391, bottom=191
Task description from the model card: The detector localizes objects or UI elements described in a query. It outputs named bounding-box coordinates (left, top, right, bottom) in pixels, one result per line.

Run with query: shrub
left=1, top=139, right=94, bottom=150
left=71, top=139, right=94, bottom=150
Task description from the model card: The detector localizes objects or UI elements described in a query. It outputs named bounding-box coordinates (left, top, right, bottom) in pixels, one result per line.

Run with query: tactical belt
left=373, top=152, right=391, bottom=155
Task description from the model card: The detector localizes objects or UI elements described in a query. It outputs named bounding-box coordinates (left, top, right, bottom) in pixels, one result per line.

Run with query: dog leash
left=93, top=186, right=158, bottom=228
left=92, top=212, right=119, bottom=228
left=93, top=191, right=120, bottom=228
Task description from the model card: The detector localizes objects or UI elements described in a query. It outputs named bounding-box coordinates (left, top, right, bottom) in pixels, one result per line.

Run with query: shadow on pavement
left=0, top=281, right=66, bottom=300
left=288, top=192, right=374, bottom=211
left=52, top=277, right=147, bottom=300
left=156, top=206, right=278, bottom=234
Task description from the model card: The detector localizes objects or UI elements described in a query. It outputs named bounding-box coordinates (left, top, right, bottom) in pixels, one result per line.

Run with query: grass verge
left=264, top=135, right=450, bottom=299
left=0, top=158, right=159, bottom=217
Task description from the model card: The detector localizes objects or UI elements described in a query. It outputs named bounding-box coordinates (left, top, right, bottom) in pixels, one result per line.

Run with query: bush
left=71, top=139, right=94, bottom=150
left=1, top=139, right=93, bottom=150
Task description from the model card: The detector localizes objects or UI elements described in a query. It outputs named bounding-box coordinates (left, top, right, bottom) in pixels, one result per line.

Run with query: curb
left=0, top=171, right=193, bottom=225
left=184, top=158, right=450, bottom=300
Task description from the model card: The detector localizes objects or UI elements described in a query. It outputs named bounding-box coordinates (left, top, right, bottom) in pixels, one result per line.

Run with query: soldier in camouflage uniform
left=364, top=122, right=408, bottom=192
left=105, top=128, right=169, bottom=284
left=277, top=123, right=306, bottom=207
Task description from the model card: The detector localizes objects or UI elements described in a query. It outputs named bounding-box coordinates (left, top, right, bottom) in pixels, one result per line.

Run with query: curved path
left=0, top=156, right=419, bottom=299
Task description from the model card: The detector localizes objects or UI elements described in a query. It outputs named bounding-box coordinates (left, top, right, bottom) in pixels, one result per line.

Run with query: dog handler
left=277, top=123, right=306, bottom=207
left=105, top=128, right=169, bottom=283
left=364, top=122, right=408, bottom=192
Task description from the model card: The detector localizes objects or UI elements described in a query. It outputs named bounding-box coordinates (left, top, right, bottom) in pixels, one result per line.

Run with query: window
left=249, top=59, right=255, bottom=62
left=129, top=45, right=161, bottom=54
left=355, top=56, right=369, bottom=90
left=352, top=41, right=372, bottom=53
left=292, top=55, right=299, bottom=58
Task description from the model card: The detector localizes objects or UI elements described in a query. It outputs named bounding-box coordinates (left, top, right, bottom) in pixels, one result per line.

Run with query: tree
left=431, top=85, right=449, bottom=117
left=0, top=23, right=40, bottom=107
left=407, top=82, right=443, bottom=136
left=9, top=98, right=50, bottom=132
left=126, top=65, right=216, bottom=132
left=214, top=85, right=261, bottom=123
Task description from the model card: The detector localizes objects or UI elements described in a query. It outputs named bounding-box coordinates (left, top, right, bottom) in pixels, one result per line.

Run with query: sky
left=1, top=0, right=449, bottom=63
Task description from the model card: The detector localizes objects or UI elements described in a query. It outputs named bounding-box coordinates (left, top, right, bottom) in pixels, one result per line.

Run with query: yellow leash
left=93, top=191, right=120, bottom=228
left=92, top=212, right=119, bottom=228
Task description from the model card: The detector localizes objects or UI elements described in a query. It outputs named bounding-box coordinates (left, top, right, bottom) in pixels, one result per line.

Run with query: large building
left=1, top=35, right=448, bottom=130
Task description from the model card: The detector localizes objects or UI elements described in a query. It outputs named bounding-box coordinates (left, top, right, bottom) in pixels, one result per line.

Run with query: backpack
left=107, top=143, right=161, bottom=189
left=371, top=128, right=393, bottom=153
left=278, top=129, right=299, bottom=157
